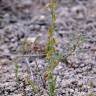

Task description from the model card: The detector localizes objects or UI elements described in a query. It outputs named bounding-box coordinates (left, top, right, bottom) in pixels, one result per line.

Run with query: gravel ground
left=0, top=0, right=96, bottom=96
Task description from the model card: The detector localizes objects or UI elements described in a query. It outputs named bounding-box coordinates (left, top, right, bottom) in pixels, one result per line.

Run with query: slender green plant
left=14, top=57, right=20, bottom=82
left=15, top=63, right=19, bottom=81
left=13, top=0, right=85, bottom=95
left=45, top=0, right=58, bottom=96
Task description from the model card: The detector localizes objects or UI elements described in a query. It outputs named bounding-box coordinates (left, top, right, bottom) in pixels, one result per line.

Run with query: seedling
left=45, top=0, right=58, bottom=96
left=13, top=0, right=85, bottom=96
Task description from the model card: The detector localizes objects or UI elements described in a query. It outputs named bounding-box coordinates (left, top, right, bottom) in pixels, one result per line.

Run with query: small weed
left=45, top=0, right=58, bottom=96
left=26, top=77, right=39, bottom=95
left=13, top=0, right=85, bottom=96
left=14, top=57, right=21, bottom=82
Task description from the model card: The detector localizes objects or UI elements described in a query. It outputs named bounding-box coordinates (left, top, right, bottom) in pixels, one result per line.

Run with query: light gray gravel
left=0, top=0, right=96, bottom=96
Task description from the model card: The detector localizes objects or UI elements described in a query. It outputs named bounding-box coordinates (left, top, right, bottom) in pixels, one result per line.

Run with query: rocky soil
left=0, top=0, right=96, bottom=96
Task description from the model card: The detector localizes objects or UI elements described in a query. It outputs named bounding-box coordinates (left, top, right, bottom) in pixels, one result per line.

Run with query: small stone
left=61, top=79, right=71, bottom=87
left=40, top=15, right=46, bottom=21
